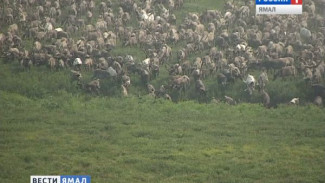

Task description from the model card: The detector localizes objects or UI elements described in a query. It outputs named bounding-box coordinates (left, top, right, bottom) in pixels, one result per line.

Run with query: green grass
left=0, top=92, right=325, bottom=183
left=173, top=0, right=225, bottom=25
left=1, top=0, right=325, bottom=182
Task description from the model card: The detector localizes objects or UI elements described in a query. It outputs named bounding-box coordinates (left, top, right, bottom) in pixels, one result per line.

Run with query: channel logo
left=256, top=0, right=303, bottom=14
left=30, top=175, right=91, bottom=183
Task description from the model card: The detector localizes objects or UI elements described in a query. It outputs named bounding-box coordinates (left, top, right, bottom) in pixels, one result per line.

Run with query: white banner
left=256, top=5, right=302, bottom=14
left=31, top=176, right=61, bottom=183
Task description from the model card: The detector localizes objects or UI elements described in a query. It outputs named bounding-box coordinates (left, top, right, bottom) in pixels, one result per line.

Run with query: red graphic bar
left=291, top=0, right=302, bottom=5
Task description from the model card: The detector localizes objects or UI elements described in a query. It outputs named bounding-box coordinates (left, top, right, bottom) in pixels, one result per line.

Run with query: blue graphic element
left=256, top=0, right=291, bottom=5
left=60, top=175, right=91, bottom=183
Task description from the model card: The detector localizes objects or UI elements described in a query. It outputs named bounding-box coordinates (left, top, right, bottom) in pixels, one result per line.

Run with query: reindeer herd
left=1, top=0, right=324, bottom=107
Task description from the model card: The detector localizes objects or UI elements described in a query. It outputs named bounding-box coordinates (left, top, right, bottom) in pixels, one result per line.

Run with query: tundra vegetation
left=1, top=91, right=325, bottom=183
left=0, top=0, right=325, bottom=182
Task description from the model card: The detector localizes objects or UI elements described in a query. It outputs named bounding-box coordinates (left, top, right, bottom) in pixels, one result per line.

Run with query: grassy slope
left=0, top=0, right=325, bottom=182
left=0, top=92, right=325, bottom=183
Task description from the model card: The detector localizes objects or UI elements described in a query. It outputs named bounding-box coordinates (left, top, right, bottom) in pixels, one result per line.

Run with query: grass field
left=1, top=0, right=325, bottom=182
left=1, top=92, right=325, bottom=183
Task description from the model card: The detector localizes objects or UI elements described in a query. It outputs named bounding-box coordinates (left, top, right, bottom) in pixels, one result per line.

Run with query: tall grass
left=0, top=60, right=317, bottom=105
left=0, top=91, right=324, bottom=183
left=0, top=0, right=324, bottom=181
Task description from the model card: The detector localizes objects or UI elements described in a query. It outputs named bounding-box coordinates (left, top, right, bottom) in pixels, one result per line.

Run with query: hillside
left=0, top=0, right=325, bottom=182
left=0, top=0, right=324, bottom=104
